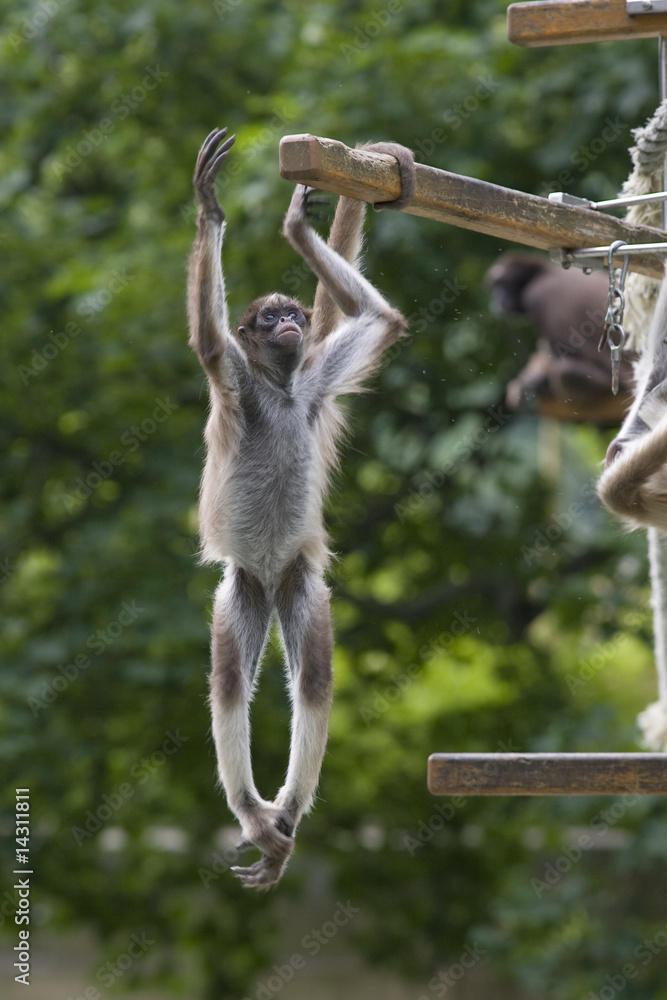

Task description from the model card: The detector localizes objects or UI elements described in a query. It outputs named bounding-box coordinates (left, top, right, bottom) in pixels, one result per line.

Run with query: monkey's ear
left=302, top=307, right=313, bottom=330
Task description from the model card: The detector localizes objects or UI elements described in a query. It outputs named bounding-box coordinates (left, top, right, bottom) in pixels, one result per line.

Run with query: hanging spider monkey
left=187, top=128, right=414, bottom=889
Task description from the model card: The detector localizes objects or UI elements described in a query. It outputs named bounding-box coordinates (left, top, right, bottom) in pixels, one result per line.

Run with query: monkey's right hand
left=193, top=127, right=236, bottom=221
left=283, top=186, right=330, bottom=250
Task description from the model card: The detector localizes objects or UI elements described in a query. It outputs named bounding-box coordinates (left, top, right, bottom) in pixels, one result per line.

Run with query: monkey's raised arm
left=284, top=185, right=406, bottom=395
left=283, top=185, right=393, bottom=320
left=310, top=196, right=366, bottom=343
left=187, top=128, right=237, bottom=380
left=309, top=142, right=414, bottom=343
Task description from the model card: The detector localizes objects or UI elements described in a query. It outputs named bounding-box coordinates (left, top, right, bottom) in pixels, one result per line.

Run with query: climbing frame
left=281, top=0, right=667, bottom=796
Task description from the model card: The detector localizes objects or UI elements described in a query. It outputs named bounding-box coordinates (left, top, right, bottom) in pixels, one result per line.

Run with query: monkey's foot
left=231, top=806, right=295, bottom=890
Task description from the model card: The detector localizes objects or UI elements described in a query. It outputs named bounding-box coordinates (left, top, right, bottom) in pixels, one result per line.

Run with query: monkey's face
left=237, top=294, right=311, bottom=378
left=485, top=254, right=549, bottom=317
left=258, top=302, right=307, bottom=352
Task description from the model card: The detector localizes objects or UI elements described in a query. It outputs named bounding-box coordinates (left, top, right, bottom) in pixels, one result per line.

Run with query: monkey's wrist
left=197, top=202, right=225, bottom=225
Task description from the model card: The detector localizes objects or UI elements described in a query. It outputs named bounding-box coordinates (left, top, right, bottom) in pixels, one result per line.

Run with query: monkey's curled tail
left=621, top=99, right=667, bottom=350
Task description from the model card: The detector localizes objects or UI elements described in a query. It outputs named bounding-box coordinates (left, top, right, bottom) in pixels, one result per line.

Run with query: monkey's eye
left=288, top=311, right=298, bottom=319
left=265, top=313, right=275, bottom=321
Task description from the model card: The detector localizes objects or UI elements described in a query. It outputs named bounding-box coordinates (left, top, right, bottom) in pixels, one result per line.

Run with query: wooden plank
left=279, top=134, right=667, bottom=279
left=535, top=391, right=633, bottom=423
left=428, top=753, right=667, bottom=795
left=508, top=0, right=667, bottom=47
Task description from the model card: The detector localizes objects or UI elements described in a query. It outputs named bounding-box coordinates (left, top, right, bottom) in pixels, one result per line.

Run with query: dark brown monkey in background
left=487, top=252, right=634, bottom=416
left=187, top=128, right=414, bottom=889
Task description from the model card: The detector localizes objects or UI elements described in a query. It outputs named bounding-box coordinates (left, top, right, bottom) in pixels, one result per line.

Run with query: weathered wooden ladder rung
left=279, top=134, right=667, bottom=279
left=428, top=754, right=667, bottom=795
left=508, top=0, right=667, bottom=48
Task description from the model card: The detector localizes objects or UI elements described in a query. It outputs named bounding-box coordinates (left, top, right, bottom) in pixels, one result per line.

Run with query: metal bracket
left=549, top=247, right=605, bottom=271
left=549, top=192, right=594, bottom=210
left=627, top=0, right=667, bottom=14
left=549, top=190, right=667, bottom=212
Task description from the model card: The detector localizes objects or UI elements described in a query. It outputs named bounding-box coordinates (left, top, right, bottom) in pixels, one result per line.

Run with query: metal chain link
left=600, top=240, right=630, bottom=395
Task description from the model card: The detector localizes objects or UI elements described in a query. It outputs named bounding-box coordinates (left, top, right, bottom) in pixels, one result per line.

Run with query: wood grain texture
left=279, top=135, right=667, bottom=278
left=507, top=0, right=667, bottom=47
left=428, top=754, right=667, bottom=795
left=535, top=391, right=633, bottom=423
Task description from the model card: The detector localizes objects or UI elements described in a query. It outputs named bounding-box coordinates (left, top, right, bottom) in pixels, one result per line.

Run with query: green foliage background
left=2, top=0, right=667, bottom=997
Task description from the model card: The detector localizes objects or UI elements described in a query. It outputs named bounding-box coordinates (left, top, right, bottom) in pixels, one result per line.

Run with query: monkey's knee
left=299, top=615, right=334, bottom=706
left=210, top=624, right=245, bottom=703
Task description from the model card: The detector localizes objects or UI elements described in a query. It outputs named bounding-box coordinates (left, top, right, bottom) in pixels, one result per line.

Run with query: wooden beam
left=508, top=0, right=667, bottom=47
left=428, top=753, right=667, bottom=795
left=535, top=391, right=633, bottom=422
left=279, top=135, right=667, bottom=279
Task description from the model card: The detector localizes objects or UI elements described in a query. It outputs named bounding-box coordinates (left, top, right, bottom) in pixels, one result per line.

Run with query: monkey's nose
left=605, top=438, right=622, bottom=468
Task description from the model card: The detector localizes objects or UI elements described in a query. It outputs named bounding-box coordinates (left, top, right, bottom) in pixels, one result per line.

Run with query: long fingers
left=194, top=127, right=236, bottom=187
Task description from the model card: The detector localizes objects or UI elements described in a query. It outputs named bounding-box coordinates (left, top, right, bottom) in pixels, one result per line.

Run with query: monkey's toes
left=231, top=854, right=290, bottom=890
left=231, top=810, right=295, bottom=889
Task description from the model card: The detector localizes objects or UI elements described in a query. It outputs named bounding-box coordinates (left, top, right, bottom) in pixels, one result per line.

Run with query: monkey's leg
left=230, top=555, right=333, bottom=890
left=275, top=557, right=334, bottom=823
left=209, top=566, right=295, bottom=887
